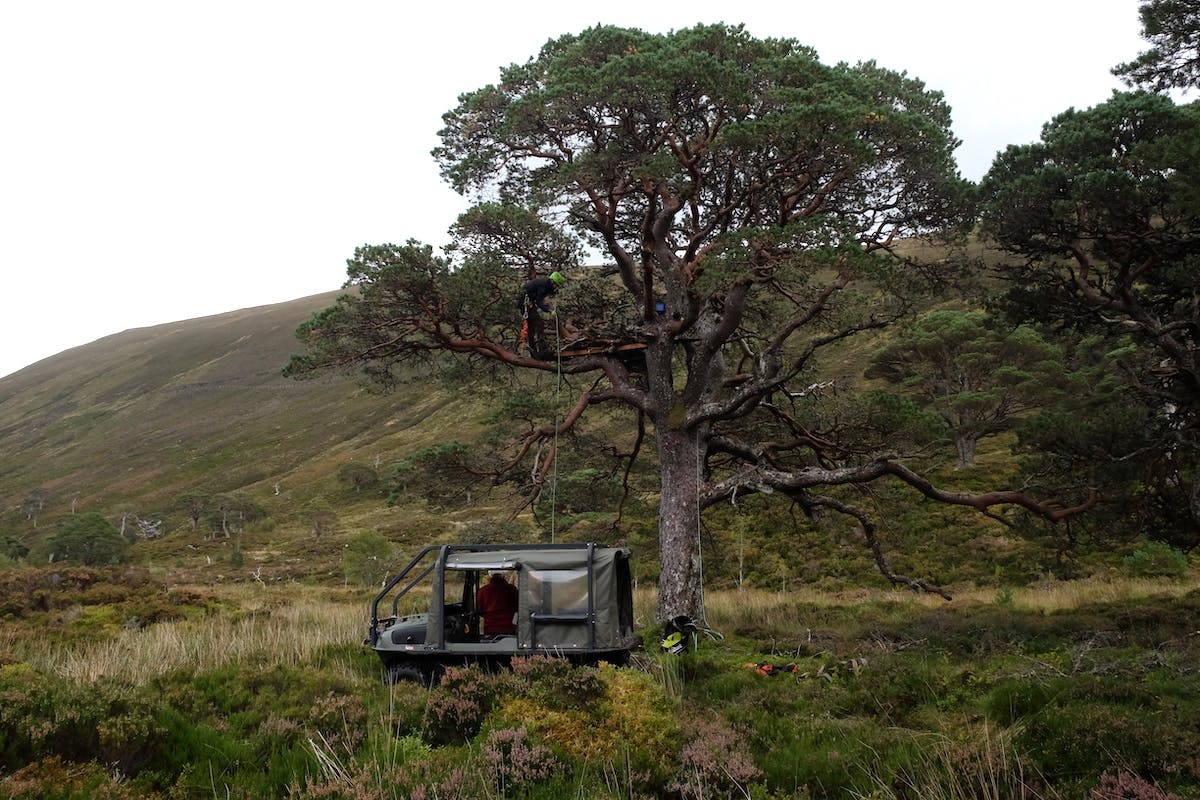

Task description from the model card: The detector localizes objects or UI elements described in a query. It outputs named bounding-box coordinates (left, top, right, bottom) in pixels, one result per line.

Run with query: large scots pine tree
left=287, top=25, right=1090, bottom=618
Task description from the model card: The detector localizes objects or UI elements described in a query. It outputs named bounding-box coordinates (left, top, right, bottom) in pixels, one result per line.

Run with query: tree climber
left=517, top=271, right=564, bottom=360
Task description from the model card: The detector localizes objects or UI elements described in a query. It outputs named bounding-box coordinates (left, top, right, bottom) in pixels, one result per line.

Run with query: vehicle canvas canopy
left=433, top=546, right=632, bottom=651
left=368, top=542, right=637, bottom=668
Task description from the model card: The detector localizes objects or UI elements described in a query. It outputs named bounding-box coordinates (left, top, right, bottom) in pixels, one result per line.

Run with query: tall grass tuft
left=860, top=726, right=1057, bottom=800
left=29, top=593, right=363, bottom=683
left=698, top=573, right=1200, bottom=627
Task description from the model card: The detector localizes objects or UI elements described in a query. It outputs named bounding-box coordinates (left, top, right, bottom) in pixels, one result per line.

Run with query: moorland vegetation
left=2, top=3, right=1200, bottom=797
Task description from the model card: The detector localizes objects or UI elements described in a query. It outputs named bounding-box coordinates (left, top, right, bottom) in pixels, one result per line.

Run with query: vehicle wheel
left=385, top=662, right=428, bottom=686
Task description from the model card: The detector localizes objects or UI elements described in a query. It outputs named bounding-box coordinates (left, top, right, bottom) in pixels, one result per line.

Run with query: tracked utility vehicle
left=367, top=543, right=638, bottom=683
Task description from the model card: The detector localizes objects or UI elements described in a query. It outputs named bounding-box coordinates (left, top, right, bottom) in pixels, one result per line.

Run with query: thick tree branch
left=803, top=494, right=952, bottom=600
left=610, top=409, right=647, bottom=532
left=501, top=384, right=633, bottom=520
left=689, top=312, right=896, bottom=428
left=701, top=458, right=1099, bottom=524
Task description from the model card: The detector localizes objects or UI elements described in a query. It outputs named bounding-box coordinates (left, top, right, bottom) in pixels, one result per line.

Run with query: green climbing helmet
left=660, top=615, right=698, bottom=655
left=549, top=271, right=565, bottom=286
left=661, top=631, right=685, bottom=655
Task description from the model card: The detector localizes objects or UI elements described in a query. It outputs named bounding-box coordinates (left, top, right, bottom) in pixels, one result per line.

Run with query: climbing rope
left=690, top=430, right=725, bottom=644
left=695, top=438, right=707, bottom=624
left=550, top=317, right=562, bottom=543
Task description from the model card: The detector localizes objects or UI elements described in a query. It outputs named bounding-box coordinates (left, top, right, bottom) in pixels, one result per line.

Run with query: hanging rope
left=688, top=432, right=725, bottom=643
left=695, top=436, right=707, bottom=624
left=550, top=315, right=563, bottom=543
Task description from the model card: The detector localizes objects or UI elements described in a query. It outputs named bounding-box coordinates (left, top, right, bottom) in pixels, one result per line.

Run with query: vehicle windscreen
left=525, top=567, right=589, bottom=615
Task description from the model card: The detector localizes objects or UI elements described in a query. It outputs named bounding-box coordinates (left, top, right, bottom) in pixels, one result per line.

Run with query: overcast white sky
left=0, top=1, right=1147, bottom=379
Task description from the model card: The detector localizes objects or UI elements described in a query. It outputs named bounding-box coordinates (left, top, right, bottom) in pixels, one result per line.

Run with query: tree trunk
left=653, top=422, right=705, bottom=622
left=1190, top=470, right=1200, bottom=529
left=954, top=434, right=977, bottom=469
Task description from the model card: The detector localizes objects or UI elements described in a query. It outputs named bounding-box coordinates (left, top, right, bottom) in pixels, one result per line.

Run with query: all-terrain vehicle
left=366, top=542, right=639, bottom=683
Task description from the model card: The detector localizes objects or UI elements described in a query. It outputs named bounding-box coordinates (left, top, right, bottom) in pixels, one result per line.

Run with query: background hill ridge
left=0, top=289, right=461, bottom=573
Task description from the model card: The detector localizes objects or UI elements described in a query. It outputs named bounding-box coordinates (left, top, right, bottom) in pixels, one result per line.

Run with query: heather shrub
left=71, top=604, right=123, bottom=637
left=481, top=725, right=560, bottom=797
left=299, top=770, right=477, bottom=800
left=670, top=714, right=762, bottom=800
left=0, top=666, right=257, bottom=793
left=509, top=655, right=604, bottom=708
left=386, top=681, right=431, bottom=738
left=135, top=662, right=374, bottom=794
left=3, top=568, right=1197, bottom=798
left=0, top=755, right=141, bottom=799
left=0, top=567, right=147, bottom=616
left=1089, top=770, right=1181, bottom=800
left=145, top=706, right=257, bottom=792
left=0, top=567, right=207, bottom=647
left=0, top=665, right=165, bottom=774
left=291, top=749, right=481, bottom=800
left=424, top=665, right=506, bottom=745
left=288, top=763, right=400, bottom=800
left=823, top=652, right=954, bottom=721
left=1017, top=703, right=1191, bottom=785
left=307, top=690, right=369, bottom=752
left=981, top=667, right=1200, bottom=789
left=225, top=662, right=367, bottom=722
left=1107, top=599, right=1200, bottom=647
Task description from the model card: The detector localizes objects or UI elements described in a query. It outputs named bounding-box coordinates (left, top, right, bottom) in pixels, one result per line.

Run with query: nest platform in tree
left=555, top=335, right=650, bottom=360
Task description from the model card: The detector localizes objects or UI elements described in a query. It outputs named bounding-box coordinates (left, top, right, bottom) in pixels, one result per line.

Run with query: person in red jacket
left=476, top=570, right=518, bottom=635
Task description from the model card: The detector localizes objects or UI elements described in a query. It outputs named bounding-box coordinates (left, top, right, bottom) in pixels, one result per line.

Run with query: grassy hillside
left=0, top=292, right=506, bottom=576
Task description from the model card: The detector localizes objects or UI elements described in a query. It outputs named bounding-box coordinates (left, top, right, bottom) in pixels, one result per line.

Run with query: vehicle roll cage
left=368, top=542, right=600, bottom=649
